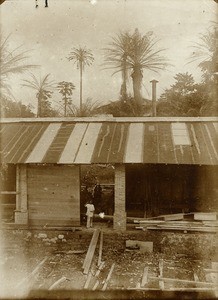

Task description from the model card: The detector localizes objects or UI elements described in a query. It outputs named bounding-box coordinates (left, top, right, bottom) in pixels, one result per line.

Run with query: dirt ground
left=0, top=222, right=217, bottom=300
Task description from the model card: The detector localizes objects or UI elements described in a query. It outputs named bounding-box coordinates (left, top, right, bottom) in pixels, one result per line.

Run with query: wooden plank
left=147, top=226, right=217, bottom=233
left=102, top=263, right=115, bottom=291
left=159, top=259, right=164, bottom=290
left=203, top=221, right=218, bottom=227
left=1, top=116, right=218, bottom=124
left=16, top=257, right=48, bottom=288
left=212, top=262, right=218, bottom=270
left=27, top=165, right=80, bottom=225
left=84, top=272, right=92, bottom=289
left=126, top=240, right=153, bottom=253
left=95, top=261, right=105, bottom=278
left=194, top=212, right=217, bottom=221
left=204, top=269, right=218, bottom=273
left=128, top=287, right=217, bottom=291
left=194, top=273, right=200, bottom=282
left=98, top=231, right=103, bottom=267
left=92, top=280, right=99, bottom=291
left=83, top=229, right=100, bottom=275
left=0, top=191, right=18, bottom=195
left=48, top=276, right=66, bottom=290
left=149, top=276, right=217, bottom=286
left=141, top=267, right=148, bottom=287
left=163, top=213, right=184, bottom=221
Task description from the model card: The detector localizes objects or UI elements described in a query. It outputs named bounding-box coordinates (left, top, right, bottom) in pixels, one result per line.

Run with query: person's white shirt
left=85, top=203, right=95, bottom=217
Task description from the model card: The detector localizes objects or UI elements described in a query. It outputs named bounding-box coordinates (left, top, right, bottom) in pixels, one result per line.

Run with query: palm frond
left=67, top=46, right=94, bottom=70
left=103, top=30, right=169, bottom=75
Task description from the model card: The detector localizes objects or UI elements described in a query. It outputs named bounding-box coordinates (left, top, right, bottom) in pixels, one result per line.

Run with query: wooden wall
left=27, top=164, right=80, bottom=226
left=126, top=164, right=218, bottom=218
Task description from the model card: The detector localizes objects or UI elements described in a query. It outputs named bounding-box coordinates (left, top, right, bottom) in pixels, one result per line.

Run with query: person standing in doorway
left=85, top=200, right=95, bottom=228
left=93, top=183, right=102, bottom=213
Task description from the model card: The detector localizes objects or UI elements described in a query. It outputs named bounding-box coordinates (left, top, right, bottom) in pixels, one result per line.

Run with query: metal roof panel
left=1, top=120, right=217, bottom=165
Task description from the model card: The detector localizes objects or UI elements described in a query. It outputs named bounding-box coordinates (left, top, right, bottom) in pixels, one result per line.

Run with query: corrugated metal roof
left=1, top=118, right=218, bottom=165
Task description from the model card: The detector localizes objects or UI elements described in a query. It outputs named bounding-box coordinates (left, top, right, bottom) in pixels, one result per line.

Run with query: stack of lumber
left=135, top=212, right=218, bottom=233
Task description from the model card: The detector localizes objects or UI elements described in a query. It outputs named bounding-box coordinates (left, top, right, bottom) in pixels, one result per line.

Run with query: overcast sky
left=1, top=0, right=216, bottom=111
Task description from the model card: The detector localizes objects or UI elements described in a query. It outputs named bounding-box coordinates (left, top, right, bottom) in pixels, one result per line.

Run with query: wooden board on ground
left=16, top=257, right=48, bottom=288
left=98, top=230, right=103, bottom=267
left=126, top=240, right=153, bottom=253
left=194, top=212, right=217, bottom=221
left=149, top=276, right=217, bottom=286
left=83, top=229, right=100, bottom=275
left=162, top=213, right=184, bottom=221
left=102, top=263, right=115, bottom=291
left=146, top=226, right=217, bottom=233
left=141, top=267, right=148, bottom=287
left=49, top=276, right=66, bottom=290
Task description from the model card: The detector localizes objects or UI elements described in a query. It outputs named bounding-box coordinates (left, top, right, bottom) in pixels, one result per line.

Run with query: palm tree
left=103, top=32, right=132, bottom=103
left=67, top=47, right=94, bottom=115
left=22, top=73, right=54, bottom=117
left=103, top=29, right=169, bottom=106
left=57, top=81, right=75, bottom=116
left=188, top=25, right=217, bottom=82
left=0, top=34, right=37, bottom=98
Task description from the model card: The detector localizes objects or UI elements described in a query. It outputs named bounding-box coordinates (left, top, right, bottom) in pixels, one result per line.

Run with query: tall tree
left=103, top=29, right=169, bottom=106
left=57, top=81, right=75, bottom=116
left=158, top=72, right=216, bottom=117
left=188, top=25, right=217, bottom=83
left=0, top=96, right=34, bottom=118
left=22, top=73, right=55, bottom=117
left=0, top=35, right=37, bottom=98
left=67, top=47, right=94, bottom=115
left=188, top=25, right=217, bottom=114
left=103, top=32, right=132, bottom=103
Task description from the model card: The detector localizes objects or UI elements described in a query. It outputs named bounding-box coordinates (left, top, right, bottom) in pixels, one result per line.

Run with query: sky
left=1, top=0, right=217, bottom=112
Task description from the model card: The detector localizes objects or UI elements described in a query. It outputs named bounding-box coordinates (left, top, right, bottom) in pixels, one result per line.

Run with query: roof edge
left=0, top=116, right=218, bottom=124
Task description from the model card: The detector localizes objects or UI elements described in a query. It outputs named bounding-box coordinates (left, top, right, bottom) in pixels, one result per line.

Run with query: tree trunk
left=37, top=96, right=41, bottom=118
left=120, top=59, right=128, bottom=103
left=64, top=95, right=67, bottom=117
left=80, top=61, right=83, bottom=116
left=131, top=66, right=143, bottom=106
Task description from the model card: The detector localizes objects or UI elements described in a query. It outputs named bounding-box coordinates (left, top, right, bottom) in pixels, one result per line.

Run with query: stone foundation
left=14, top=211, right=28, bottom=224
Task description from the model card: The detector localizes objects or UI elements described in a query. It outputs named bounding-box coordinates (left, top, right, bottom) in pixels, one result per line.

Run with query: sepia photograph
left=0, top=0, right=217, bottom=299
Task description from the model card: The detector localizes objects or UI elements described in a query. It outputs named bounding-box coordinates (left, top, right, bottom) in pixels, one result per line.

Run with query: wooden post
left=113, top=164, right=126, bottom=230
left=15, top=164, right=28, bottom=224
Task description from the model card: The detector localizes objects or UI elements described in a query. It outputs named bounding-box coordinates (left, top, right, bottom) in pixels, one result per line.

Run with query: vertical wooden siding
left=27, top=165, right=80, bottom=226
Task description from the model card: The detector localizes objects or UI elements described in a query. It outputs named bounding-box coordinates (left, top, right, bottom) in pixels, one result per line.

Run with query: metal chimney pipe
left=150, top=79, right=158, bottom=117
